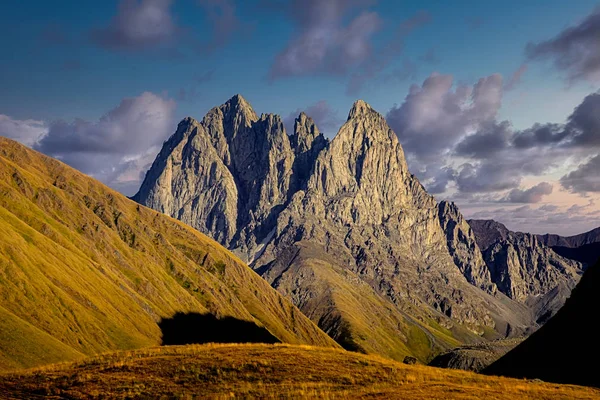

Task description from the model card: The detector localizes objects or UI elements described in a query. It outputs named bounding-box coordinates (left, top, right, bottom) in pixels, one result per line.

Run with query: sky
left=1, top=0, right=600, bottom=235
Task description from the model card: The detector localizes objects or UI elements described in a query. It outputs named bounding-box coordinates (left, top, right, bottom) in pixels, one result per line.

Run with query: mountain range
left=0, top=94, right=599, bottom=392
left=133, top=94, right=591, bottom=361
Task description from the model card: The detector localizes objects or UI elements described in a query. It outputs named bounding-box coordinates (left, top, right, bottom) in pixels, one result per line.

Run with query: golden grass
left=0, top=137, right=338, bottom=370
left=0, top=343, right=597, bottom=399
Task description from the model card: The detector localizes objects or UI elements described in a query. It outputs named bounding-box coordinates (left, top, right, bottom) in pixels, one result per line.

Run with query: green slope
left=0, top=137, right=338, bottom=370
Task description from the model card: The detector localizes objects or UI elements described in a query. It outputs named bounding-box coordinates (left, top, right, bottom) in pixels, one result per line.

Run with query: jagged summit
left=226, top=93, right=252, bottom=109
left=347, top=99, right=374, bottom=119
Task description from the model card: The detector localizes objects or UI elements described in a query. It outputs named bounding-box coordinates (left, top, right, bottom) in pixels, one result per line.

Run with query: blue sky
left=1, top=0, right=600, bottom=234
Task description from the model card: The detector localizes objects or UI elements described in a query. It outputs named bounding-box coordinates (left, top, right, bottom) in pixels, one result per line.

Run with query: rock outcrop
left=135, top=95, right=534, bottom=362
left=429, top=338, right=524, bottom=372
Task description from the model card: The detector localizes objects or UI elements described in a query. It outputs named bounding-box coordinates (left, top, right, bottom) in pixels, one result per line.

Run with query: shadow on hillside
left=158, top=312, right=280, bottom=346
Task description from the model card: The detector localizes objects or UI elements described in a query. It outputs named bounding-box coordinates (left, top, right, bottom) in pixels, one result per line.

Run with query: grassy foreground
left=0, top=344, right=597, bottom=399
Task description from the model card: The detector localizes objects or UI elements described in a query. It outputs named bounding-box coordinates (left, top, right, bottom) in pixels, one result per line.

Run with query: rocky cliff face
left=438, top=201, right=496, bottom=294
left=468, top=219, right=583, bottom=322
left=135, top=95, right=534, bottom=361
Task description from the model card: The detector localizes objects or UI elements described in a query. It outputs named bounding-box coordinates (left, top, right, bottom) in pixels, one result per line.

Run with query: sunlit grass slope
left=0, top=137, right=338, bottom=370
left=0, top=344, right=597, bottom=399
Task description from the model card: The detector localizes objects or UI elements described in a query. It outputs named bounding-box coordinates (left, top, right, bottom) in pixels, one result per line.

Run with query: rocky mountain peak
left=347, top=99, right=374, bottom=119
left=438, top=201, right=496, bottom=294
left=290, top=112, right=327, bottom=155
left=468, top=219, right=511, bottom=251
left=135, top=95, right=540, bottom=360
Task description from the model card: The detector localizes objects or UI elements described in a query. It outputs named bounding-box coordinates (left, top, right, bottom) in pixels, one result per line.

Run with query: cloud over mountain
left=91, top=0, right=176, bottom=50
left=526, top=6, right=600, bottom=83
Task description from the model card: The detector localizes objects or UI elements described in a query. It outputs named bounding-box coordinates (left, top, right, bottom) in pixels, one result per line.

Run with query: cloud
left=196, top=0, right=244, bottom=52
left=526, top=6, right=600, bottom=83
left=564, top=91, right=600, bottom=147
left=466, top=202, right=600, bottom=236
left=284, top=100, right=343, bottom=136
left=270, top=1, right=429, bottom=94
left=560, top=154, right=600, bottom=193
left=504, top=64, right=528, bottom=91
left=32, top=92, right=175, bottom=195
left=271, top=0, right=381, bottom=78
left=502, top=182, right=553, bottom=203
left=347, top=10, right=431, bottom=94
left=386, top=71, right=600, bottom=203
left=0, top=115, right=48, bottom=146
left=386, top=73, right=503, bottom=162
left=455, top=161, right=522, bottom=193
left=454, top=121, right=512, bottom=159
left=510, top=91, right=600, bottom=149
left=91, top=0, right=176, bottom=51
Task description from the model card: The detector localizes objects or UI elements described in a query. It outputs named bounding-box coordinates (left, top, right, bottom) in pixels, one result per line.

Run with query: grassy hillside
left=0, top=137, right=337, bottom=370
left=262, top=242, right=479, bottom=363
left=485, top=260, right=600, bottom=387
left=0, top=344, right=597, bottom=399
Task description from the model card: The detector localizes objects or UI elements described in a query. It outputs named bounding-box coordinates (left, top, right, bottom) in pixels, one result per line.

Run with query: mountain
left=468, top=219, right=583, bottom=324
left=485, top=259, right=600, bottom=388
left=2, top=344, right=598, bottom=399
left=549, top=242, right=600, bottom=266
left=0, top=137, right=337, bottom=370
left=135, top=95, right=534, bottom=362
left=536, top=227, right=600, bottom=266
left=537, top=227, right=600, bottom=248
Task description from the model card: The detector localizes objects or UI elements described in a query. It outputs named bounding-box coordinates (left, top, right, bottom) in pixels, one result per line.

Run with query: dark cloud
left=386, top=73, right=503, bottom=162
left=511, top=123, right=568, bottom=149
left=455, top=162, right=522, bottom=193
left=36, top=92, right=175, bottom=157
left=32, top=92, right=175, bottom=194
left=560, top=154, right=600, bottom=193
left=454, top=121, right=512, bottom=159
left=504, top=64, right=528, bottom=91
left=526, top=6, right=600, bottom=83
left=284, top=100, right=343, bottom=136
left=502, top=182, right=553, bottom=203
left=270, top=1, right=429, bottom=94
left=511, top=91, right=600, bottom=149
left=565, top=92, right=600, bottom=147
left=91, top=0, right=176, bottom=51
left=347, top=10, right=431, bottom=94
left=196, top=0, right=245, bottom=52
left=271, top=0, right=381, bottom=78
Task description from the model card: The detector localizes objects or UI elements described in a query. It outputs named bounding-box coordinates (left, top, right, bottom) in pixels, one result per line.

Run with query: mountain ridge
left=135, top=95, right=536, bottom=361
